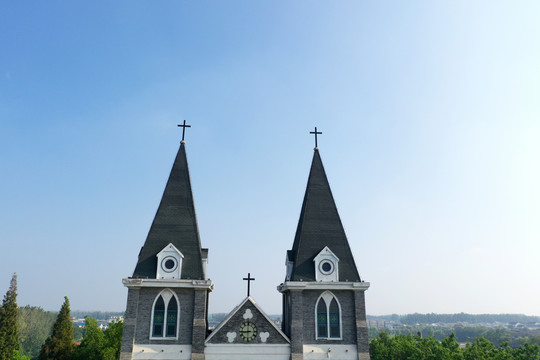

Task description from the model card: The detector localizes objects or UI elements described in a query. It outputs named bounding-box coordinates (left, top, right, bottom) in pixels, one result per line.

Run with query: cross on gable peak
left=243, top=273, right=255, bottom=297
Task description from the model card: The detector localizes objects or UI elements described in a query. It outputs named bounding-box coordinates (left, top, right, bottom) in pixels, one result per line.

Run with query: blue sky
left=1, top=1, right=539, bottom=316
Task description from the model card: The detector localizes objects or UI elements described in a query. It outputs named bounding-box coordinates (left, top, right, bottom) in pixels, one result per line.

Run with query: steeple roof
left=288, top=149, right=361, bottom=282
left=132, top=142, right=205, bottom=280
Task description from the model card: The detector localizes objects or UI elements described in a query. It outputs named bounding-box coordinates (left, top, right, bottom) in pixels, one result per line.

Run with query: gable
left=206, top=297, right=289, bottom=345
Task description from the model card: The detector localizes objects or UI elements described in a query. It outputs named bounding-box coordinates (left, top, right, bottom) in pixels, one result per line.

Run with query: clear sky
left=1, top=1, right=539, bottom=316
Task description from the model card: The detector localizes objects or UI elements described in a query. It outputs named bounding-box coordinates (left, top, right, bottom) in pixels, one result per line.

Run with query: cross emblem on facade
left=177, top=120, right=192, bottom=142
left=243, top=273, right=255, bottom=297
left=310, top=126, right=322, bottom=148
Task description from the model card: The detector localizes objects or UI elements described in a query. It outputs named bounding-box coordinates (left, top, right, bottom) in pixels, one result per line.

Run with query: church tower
left=278, top=144, right=370, bottom=360
left=120, top=136, right=213, bottom=360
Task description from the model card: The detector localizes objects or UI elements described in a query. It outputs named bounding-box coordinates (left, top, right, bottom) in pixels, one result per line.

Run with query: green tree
left=0, top=274, right=19, bottom=360
left=17, top=306, right=57, bottom=358
left=463, top=337, right=505, bottom=360
left=102, top=320, right=123, bottom=360
left=511, top=342, right=540, bottom=360
left=39, top=297, right=74, bottom=360
left=11, top=350, right=30, bottom=360
left=441, top=333, right=463, bottom=359
left=73, top=317, right=103, bottom=360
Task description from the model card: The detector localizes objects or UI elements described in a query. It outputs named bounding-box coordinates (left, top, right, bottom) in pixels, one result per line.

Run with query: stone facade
left=120, top=285, right=209, bottom=360
left=280, top=287, right=370, bottom=360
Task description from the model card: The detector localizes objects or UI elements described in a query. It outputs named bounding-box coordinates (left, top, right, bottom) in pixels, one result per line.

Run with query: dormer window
left=156, top=243, right=184, bottom=279
left=313, top=246, right=339, bottom=282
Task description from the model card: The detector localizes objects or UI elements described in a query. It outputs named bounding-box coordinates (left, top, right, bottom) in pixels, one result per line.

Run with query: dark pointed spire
left=288, top=149, right=361, bottom=282
left=132, top=142, right=204, bottom=279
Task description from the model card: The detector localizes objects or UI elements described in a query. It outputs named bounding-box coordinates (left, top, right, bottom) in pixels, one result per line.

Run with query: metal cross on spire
left=177, top=120, right=192, bottom=142
left=310, top=126, right=322, bottom=148
left=243, top=273, right=255, bottom=297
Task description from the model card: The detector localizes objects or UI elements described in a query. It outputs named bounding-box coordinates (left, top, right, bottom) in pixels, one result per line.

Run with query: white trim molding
left=303, top=344, right=358, bottom=359
left=123, top=278, right=214, bottom=290
left=205, top=343, right=291, bottom=360
left=277, top=281, right=370, bottom=292
left=132, top=344, right=192, bottom=359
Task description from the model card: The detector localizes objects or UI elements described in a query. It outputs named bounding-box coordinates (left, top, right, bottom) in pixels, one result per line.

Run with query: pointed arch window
left=151, top=289, right=179, bottom=339
left=315, top=292, right=342, bottom=339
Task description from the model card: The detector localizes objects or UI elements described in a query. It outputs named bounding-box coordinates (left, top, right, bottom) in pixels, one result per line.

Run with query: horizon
left=1, top=1, right=539, bottom=316
left=37, top=308, right=540, bottom=319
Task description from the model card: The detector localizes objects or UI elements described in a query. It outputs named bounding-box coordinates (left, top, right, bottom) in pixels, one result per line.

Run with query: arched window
left=315, top=292, right=341, bottom=339
left=152, top=296, right=165, bottom=337
left=166, top=298, right=178, bottom=337
left=317, top=299, right=327, bottom=338
left=151, top=289, right=179, bottom=339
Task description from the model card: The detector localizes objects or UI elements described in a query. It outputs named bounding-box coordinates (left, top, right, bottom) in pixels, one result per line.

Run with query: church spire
left=132, top=141, right=205, bottom=280
left=288, top=148, right=361, bottom=282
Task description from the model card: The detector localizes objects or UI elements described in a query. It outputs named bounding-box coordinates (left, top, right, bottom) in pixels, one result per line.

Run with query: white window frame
left=149, top=289, right=180, bottom=340
left=315, top=291, right=342, bottom=340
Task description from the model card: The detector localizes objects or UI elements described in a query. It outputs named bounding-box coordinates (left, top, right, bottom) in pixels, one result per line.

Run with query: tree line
left=370, top=324, right=540, bottom=349
left=370, top=332, right=539, bottom=360
left=0, top=274, right=123, bottom=360
left=1, top=274, right=538, bottom=359
left=399, top=313, right=540, bottom=325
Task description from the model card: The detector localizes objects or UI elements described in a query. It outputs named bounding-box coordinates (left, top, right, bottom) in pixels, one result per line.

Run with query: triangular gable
left=206, top=297, right=289, bottom=344
left=313, top=246, right=339, bottom=263
left=157, top=243, right=184, bottom=258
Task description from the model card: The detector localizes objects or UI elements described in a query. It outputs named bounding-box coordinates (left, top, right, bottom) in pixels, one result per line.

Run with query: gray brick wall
left=120, top=288, right=140, bottom=360
left=133, top=287, right=195, bottom=344
left=120, top=286, right=210, bottom=360
left=191, top=289, right=208, bottom=356
left=354, top=291, right=370, bottom=358
left=289, top=290, right=304, bottom=356
left=286, top=288, right=370, bottom=360
left=300, top=290, right=356, bottom=344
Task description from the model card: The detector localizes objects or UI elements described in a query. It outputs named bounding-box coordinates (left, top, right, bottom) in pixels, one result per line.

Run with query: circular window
left=161, top=257, right=178, bottom=272
left=320, top=261, right=334, bottom=275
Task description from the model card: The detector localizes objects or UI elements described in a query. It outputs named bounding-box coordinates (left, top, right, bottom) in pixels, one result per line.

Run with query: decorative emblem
left=226, top=332, right=237, bottom=343
left=239, top=321, right=257, bottom=342
left=259, top=332, right=270, bottom=343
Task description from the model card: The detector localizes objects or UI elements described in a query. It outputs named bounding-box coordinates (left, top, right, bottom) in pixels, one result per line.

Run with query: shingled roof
left=288, top=149, right=361, bottom=282
left=132, top=142, right=205, bottom=280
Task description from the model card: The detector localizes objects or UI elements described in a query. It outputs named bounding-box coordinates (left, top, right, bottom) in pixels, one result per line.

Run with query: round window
left=320, top=261, right=334, bottom=274
left=162, top=257, right=177, bottom=272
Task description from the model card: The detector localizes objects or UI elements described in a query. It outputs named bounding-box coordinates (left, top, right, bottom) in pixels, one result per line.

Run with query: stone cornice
left=277, top=281, right=370, bottom=292
left=122, top=278, right=214, bottom=290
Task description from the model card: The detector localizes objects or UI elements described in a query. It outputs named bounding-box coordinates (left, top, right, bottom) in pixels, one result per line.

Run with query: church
left=119, top=126, right=370, bottom=360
